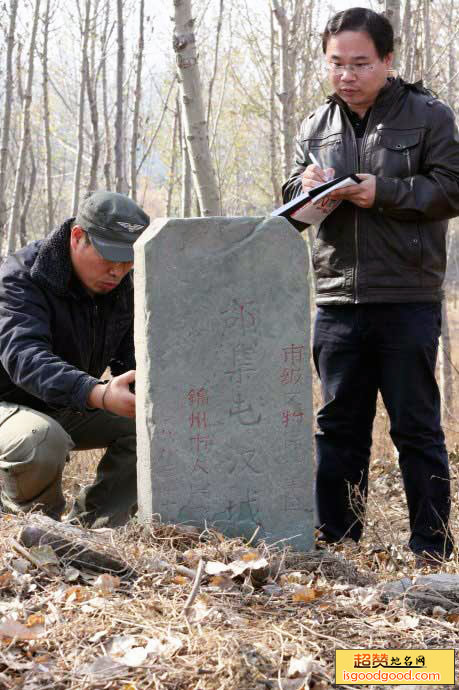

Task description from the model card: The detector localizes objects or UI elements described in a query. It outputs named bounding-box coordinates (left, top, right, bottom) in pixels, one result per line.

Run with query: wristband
left=101, top=380, right=113, bottom=410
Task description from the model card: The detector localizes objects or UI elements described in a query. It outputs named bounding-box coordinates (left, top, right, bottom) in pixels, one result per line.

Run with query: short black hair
left=322, top=7, right=394, bottom=60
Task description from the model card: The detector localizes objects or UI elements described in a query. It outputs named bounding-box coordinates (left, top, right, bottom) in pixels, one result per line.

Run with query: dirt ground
left=0, top=299, right=458, bottom=689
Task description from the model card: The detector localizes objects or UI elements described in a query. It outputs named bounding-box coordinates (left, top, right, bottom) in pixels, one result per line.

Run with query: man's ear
left=70, top=225, right=85, bottom=250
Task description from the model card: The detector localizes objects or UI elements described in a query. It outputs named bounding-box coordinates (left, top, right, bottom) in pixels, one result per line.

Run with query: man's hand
left=328, top=174, right=376, bottom=208
left=301, top=164, right=335, bottom=193
left=88, top=370, right=136, bottom=418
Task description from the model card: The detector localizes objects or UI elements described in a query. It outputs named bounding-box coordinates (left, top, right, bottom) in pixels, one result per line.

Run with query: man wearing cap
left=0, top=191, right=149, bottom=527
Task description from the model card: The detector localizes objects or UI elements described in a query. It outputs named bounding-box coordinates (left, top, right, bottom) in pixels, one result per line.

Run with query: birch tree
left=272, top=0, right=295, bottom=179
left=385, top=0, right=401, bottom=71
left=0, top=0, right=19, bottom=233
left=71, top=0, right=91, bottom=215
left=173, top=0, right=220, bottom=216
left=114, top=0, right=125, bottom=193
left=41, top=0, right=54, bottom=232
left=130, top=0, right=144, bottom=201
left=5, top=0, right=41, bottom=254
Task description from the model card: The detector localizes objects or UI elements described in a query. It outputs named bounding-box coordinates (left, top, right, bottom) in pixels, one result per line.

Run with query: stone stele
left=134, top=217, right=313, bottom=550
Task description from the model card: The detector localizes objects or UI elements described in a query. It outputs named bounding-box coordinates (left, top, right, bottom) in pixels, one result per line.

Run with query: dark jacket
left=0, top=220, right=135, bottom=413
left=283, top=78, right=459, bottom=304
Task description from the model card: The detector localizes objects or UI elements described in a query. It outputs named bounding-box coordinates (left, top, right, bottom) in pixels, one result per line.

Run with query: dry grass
left=0, top=299, right=459, bottom=689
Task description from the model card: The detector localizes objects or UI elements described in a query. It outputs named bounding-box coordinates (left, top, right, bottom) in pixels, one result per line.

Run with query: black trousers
left=313, top=302, right=452, bottom=557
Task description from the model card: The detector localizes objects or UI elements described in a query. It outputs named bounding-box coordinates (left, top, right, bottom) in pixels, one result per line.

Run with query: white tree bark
left=114, top=0, right=126, bottom=193
left=173, top=0, right=220, bottom=216
left=269, top=6, right=281, bottom=206
left=42, top=0, right=54, bottom=233
left=71, top=0, right=91, bottom=215
left=385, top=0, right=401, bottom=71
left=101, top=0, right=113, bottom=190
left=272, top=0, right=295, bottom=179
left=423, top=0, right=432, bottom=85
left=5, top=0, right=41, bottom=254
left=0, top=0, right=19, bottom=233
left=130, top=0, right=144, bottom=201
left=439, top=300, right=454, bottom=423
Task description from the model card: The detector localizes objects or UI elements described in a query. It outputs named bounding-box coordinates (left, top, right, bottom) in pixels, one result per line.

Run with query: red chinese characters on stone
left=220, top=299, right=257, bottom=336
left=281, top=410, right=305, bottom=428
left=187, top=388, right=208, bottom=407
left=189, top=411, right=207, bottom=429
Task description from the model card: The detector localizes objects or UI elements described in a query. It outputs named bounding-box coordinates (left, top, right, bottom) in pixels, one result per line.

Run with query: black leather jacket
left=283, top=78, right=459, bottom=304
left=0, top=220, right=134, bottom=413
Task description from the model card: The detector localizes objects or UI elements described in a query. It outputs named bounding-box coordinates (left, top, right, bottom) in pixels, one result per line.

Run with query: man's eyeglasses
left=327, top=63, right=376, bottom=76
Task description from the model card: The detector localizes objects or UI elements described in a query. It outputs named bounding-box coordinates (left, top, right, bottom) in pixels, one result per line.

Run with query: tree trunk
left=101, top=0, right=113, bottom=190
left=71, top=0, right=91, bottom=215
left=448, top=0, right=455, bottom=108
left=19, top=146, right=36, bottom=246
left=42, top=0, right=54, bottom=233
left=423, top=0, right=432, bottom=85
left=181, top=105, right=192, bottom=218
left=439, top=300, right=454, bottom=423
left=114, top=0, right=125, bottom=193
left=173, top=0, right=220, bottom=216
left=272, top=0, right=295, bottom=179
left=5, top=0, right=41, bottom=254
left=206, top=0, right=224, bottom=126
left=130, top=0, right=144, bottom=201
left=385, top=0, right=401, bottom=71
left=166, top=94, right=180, bottom=217
left=401, top=0, right=412, bottom=78
left=0, top=0, right=19, bottom=234
left=269, top=7, right=281, bottom=207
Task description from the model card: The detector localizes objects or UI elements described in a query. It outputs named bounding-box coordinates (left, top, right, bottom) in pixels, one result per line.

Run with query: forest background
left=1, top=2, right=459, bottom=688
left=0, top=0, right=458, bottom=448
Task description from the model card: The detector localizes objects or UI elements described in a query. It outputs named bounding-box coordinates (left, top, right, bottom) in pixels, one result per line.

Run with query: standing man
left=0, top=191, right=149, bottom=528
left=283, top=7, right=459, bottom=561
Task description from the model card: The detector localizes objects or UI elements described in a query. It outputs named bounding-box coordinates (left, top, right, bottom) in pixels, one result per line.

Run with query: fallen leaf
left=117, top=647, right=147, bottom=667
left=11, top=559, right=29, bottom=574
left=26, top=614, right=45, bottom=627
left=288, top=654, right=314, bottom=679
left=78, top=655, right=124, bottom=678
left=210, top=575, right=235, bottom=590
left=229, top=556, right=269, bottom=577
left=242, top=551, right=260, bottom=562
left=446, top=612, right=459, bottom=623
left=183, top=549, right=202, bottom=565
left=64, top=567, right=80, bottom=583
left=292, top=587, right=324, bottom=603
left=0, top=618, right=44, bottom=640
left=93, top=574, right=120, bottom=594
left=63, top=586, right=91, bottom=603
left=145, top=635, right=182, bottom=656
left=0, top=573, right=12, bottom=588
left=29, top=546, right=59, bottom=567
left=205, top=561, right=232, bottom=576
left=173, top=575, right=189, bottom=585
left=396, top=614, right=419, bottom=629
left=89, top=630, right=106, bottom=643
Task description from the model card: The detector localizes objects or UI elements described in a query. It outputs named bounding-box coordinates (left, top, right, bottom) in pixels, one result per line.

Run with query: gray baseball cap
left=76, top=191, right=150, bottom=262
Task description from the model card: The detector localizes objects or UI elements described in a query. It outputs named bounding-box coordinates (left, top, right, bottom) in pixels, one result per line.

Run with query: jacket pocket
left=303, top=134, right=342, bottom=171
left=372, top=130, right=422, bottom=177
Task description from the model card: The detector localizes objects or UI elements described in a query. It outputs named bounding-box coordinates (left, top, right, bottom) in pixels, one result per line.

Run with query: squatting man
left=283, top=7, right=459, bottom=563
left=0, top=191, right=149, bottom=528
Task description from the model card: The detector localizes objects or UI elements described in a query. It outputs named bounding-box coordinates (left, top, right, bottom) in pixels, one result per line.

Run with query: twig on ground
left=183, top=558, right=205, bottom=619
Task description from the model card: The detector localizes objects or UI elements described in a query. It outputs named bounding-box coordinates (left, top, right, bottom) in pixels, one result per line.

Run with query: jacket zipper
left=341, top=109, right=361, bottom=303
left=406, top=149, right=412, bottom=177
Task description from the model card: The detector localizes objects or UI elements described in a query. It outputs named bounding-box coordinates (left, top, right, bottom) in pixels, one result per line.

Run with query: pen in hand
left=309, top=151, right=333, bottom=182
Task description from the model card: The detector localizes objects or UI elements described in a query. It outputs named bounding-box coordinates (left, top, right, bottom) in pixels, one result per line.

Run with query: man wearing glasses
left=283, top=7, right=459, bottom=564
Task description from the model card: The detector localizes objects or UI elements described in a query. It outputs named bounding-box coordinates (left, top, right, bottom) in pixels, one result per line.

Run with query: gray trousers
left=0, top=402, right=137, bottom=528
